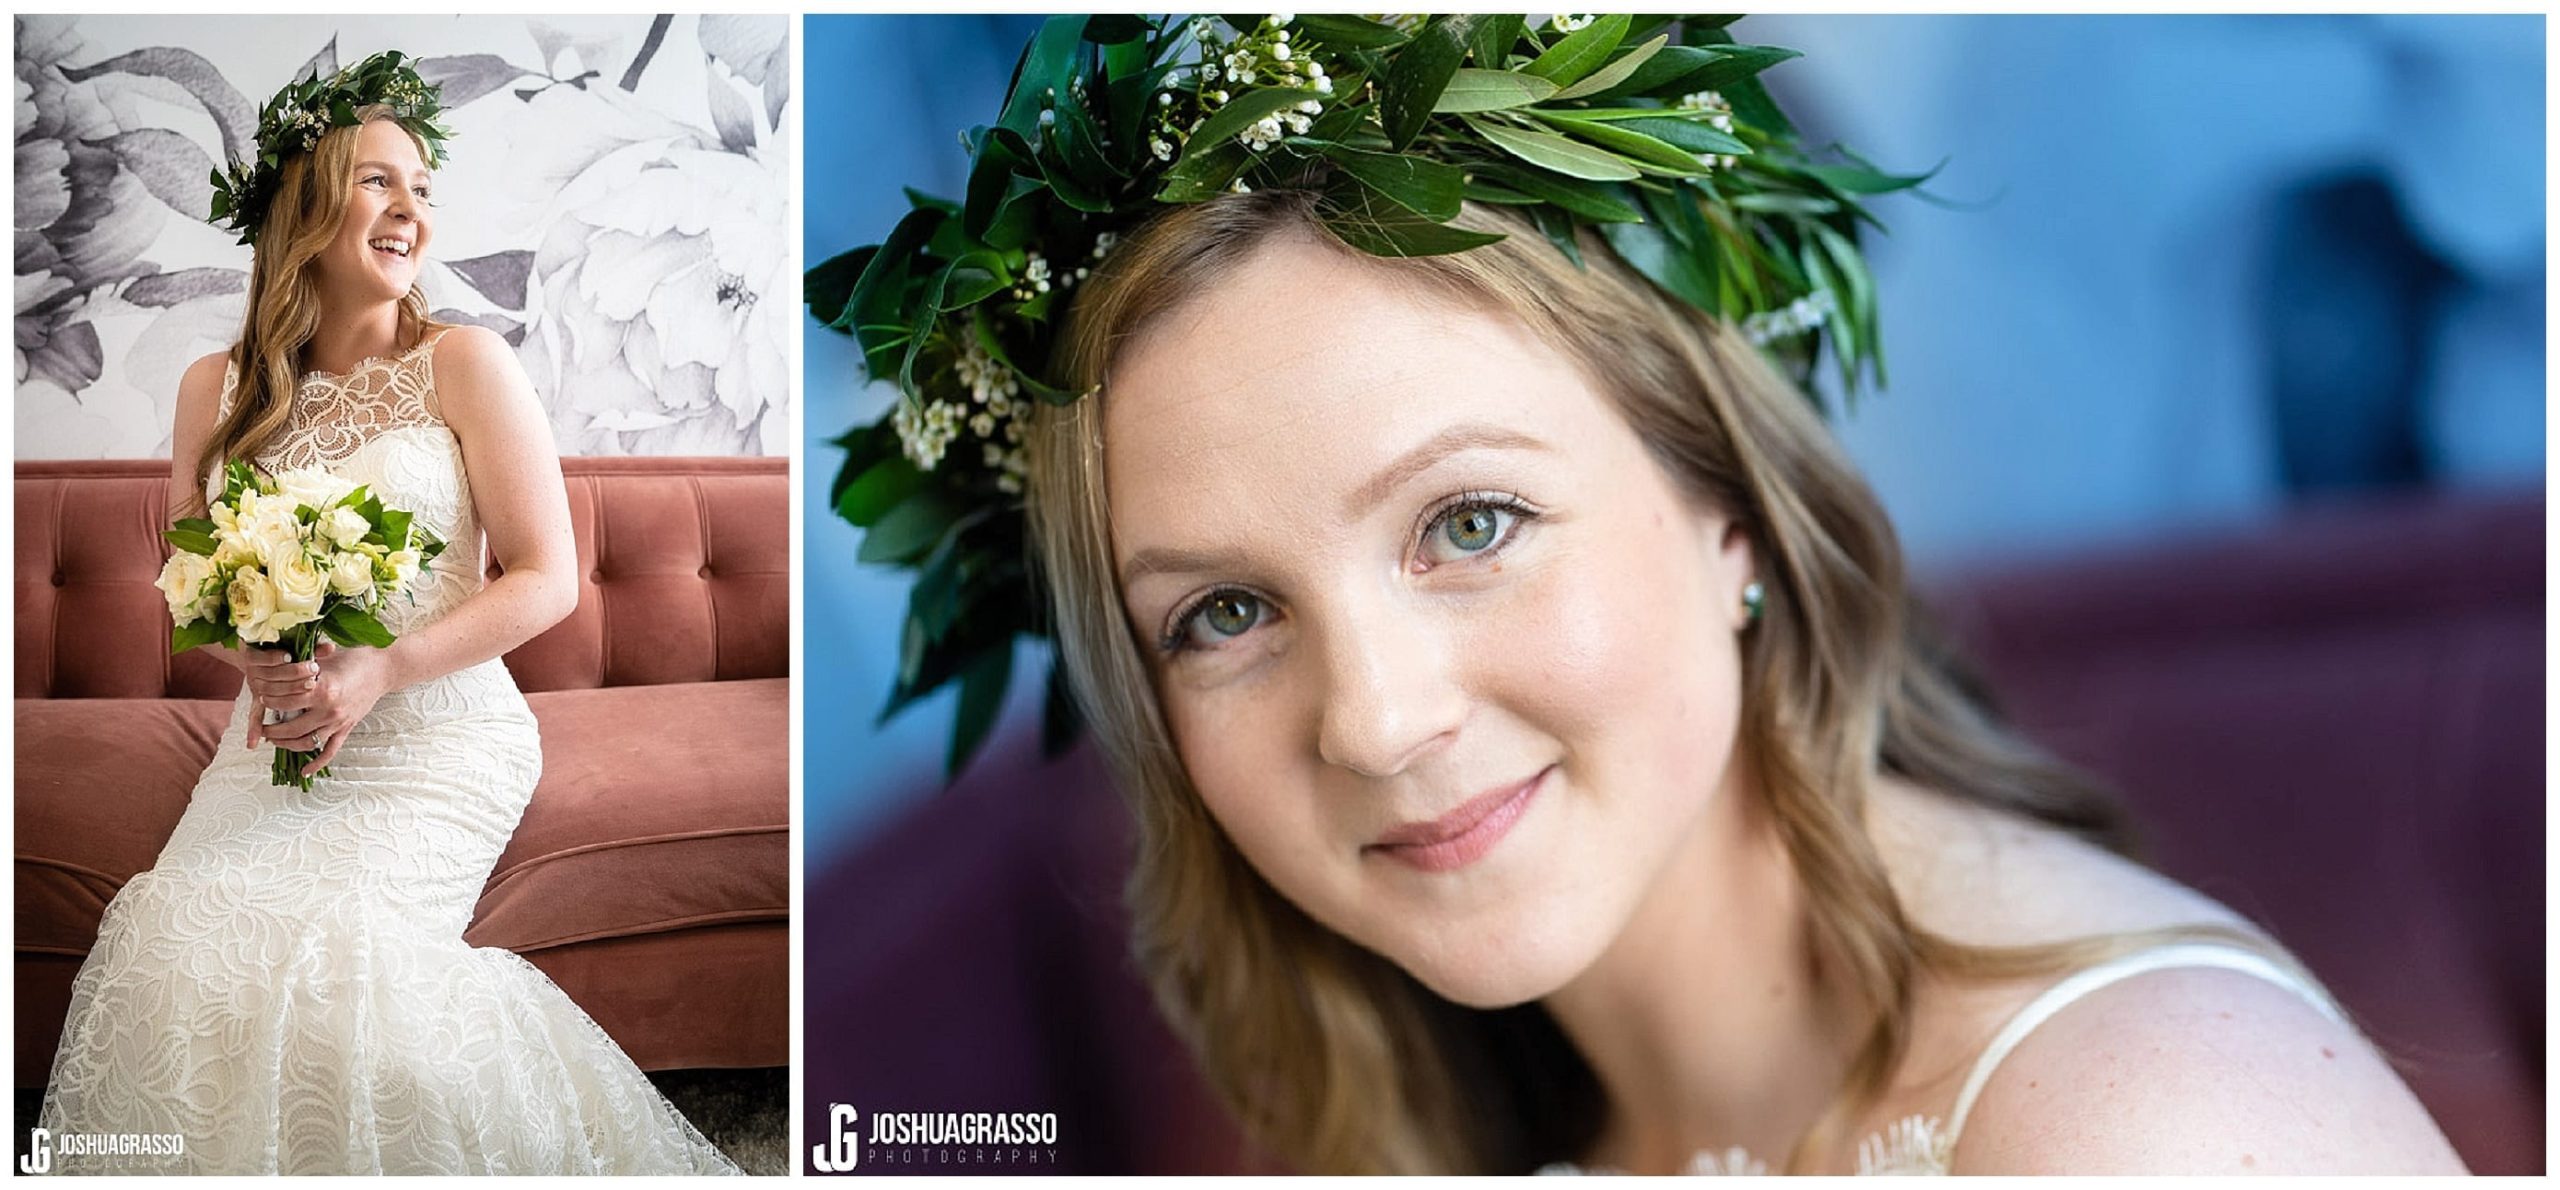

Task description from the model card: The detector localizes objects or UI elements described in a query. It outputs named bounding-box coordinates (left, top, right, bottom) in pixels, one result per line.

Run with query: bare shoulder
left=177, top=349, right=232, bottom=408
left=428, top=325, right=517, bottom=391
left=1950, top=963, right=2466, bottom=1173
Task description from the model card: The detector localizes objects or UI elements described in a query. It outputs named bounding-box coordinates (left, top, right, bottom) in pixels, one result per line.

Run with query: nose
left=1313, top=599, right=1468, bottom=779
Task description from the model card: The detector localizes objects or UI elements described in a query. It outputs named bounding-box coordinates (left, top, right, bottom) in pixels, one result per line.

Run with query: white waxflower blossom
left=1741, top=291, right=1837, bottom=346
left=1552, top=14, right=1596, bottom=33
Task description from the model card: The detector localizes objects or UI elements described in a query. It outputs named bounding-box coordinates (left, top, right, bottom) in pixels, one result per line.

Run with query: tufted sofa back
left=16, top=457, right=787, bottom=699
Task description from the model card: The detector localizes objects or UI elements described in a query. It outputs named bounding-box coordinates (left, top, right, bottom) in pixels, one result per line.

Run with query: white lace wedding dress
left=33, top=334, right=743, bottom=1175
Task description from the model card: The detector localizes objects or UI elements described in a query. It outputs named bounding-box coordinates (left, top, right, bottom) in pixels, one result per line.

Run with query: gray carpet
left=14, top=1068, right=787, bottom=1175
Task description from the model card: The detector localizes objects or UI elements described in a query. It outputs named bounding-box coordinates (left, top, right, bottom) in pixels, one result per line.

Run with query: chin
left=1366, top=902, right=1608, bottom=1011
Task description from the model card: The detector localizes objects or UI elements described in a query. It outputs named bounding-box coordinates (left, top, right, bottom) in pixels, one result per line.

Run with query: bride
left=823, top=14, right=2469, bottom=1176
left=33, top=54, right=739, bottom=1174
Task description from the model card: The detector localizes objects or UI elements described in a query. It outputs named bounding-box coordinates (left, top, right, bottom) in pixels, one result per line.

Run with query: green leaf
left=1534, top=113, right=1708, bottom=176
left=1319, top=144, right=1464, bottom=220
left=1522, top=13, right=1630, bottom=87
left=1469, top=163, right=1644, bottom=223
left=1468, top=15, right=1524, bottom=69
left=835, top=456, right=926, bottom=528
left=1530, top=204, right=1586, bottom=269
left=806, top=246, right=875, bottom=330
left=380, top=508, right=413, bottom=549
left=1803, top=161, right=1941, bottom=195
left=171, top=618, right=227, bottom=654
left=933, top=252, right=1012, bottom=312
left=324, top=602, right=397, bottom=649
left=1156, top=138, right=1249, bottom=202
left=1550, top=34, right=1668, bottom=101
left=1081, top=13, right=1153, bottom=43
left=947, top=642, right=1014, bottom=778
left=1182, top=87, right=1322, bottom=164
left=163, top=527, right=219, bottom=556
left=1318, top=177, right=1506, bottom=258
left=997, top=16, right=1090, bottom=139
left=1463, top=116, right=1639, bottom=181
left=1461, top=179, right=1539, bottom=205
left=1295, top=14, right=1410, bottom=49
left=1602, top=216, right=1719, bottom=310
left=1378, top=15, right=1472, bottom=151
left=1432, top=68, right=1558, bottom=113
left=1604, top=115, right=1748, bottom=157
left=858, top=492, right=961, bottom=565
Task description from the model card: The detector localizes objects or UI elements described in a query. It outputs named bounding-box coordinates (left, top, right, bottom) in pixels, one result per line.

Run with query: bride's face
left=313, top=119, right=435, bottom=306
left=1105, top=232, right=1759, bottom=1007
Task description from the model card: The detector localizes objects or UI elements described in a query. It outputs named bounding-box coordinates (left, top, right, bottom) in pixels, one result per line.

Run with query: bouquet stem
left=268, top=627, right=329, bottom=790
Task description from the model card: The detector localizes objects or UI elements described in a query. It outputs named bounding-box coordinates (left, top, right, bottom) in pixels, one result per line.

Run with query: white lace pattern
left=33, top=335, right=742, bottom=1174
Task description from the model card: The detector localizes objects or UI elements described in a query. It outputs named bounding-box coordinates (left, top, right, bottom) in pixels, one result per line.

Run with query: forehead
left=353, top=119, right=428, bottom=170
left=1098, top=234, right=1628, bottom=549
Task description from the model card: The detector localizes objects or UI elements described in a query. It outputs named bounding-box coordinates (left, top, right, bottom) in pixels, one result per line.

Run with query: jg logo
left=810, top=1104, right=859, bottom=1172
left=21, top=1127, right=51, bottom=1174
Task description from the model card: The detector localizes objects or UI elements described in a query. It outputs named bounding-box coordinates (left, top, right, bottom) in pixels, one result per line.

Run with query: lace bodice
left=214, top=333, right=504, bottom=731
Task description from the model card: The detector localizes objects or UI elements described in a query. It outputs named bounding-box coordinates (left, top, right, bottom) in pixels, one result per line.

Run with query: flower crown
left=209, top=50, right=449, bottom=246
left=807, top=14, right=1928, bottom=776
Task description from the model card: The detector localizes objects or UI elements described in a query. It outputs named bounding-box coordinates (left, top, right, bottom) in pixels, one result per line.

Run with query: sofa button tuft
left=590, top=570, right=603, bottom=585
left=698, top=565, right=712, bottom=579
left=52, top=571, right=65, bottom=588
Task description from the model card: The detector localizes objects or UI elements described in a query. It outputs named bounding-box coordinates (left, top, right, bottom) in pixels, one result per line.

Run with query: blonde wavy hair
left=1026, top=188, right=2310, bottom=1173
left=192, top=104, right=442, bottom=510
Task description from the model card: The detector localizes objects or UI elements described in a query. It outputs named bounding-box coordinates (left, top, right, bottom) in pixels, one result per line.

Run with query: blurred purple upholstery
left=804, top=486, right=2542, bottom=1175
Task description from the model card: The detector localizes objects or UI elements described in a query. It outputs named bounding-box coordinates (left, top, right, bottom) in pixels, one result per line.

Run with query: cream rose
left=274, top=468, right=350, bottom=513
left=227, top=568, right=284, bottom=644
left=323, top=506, right=371, bottom=549
left=328, top=551, right=375, bottom=599
left=270, top=551, right=330, bottom=621
left=384, top=548, right=421, bottom=590
left=157, top=551, right=217, bottom=627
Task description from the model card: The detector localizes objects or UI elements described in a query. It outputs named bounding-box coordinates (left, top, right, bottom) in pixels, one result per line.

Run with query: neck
left=300, top=296, right=407, bottom=376
left=1542, top=763, right=1863, bottom=1174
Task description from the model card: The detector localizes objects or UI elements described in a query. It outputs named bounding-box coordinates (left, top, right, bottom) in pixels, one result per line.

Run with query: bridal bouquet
left=157, top=460, right=446, bottom=789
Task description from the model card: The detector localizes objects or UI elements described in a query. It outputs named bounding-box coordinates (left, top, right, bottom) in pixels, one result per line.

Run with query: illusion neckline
left=298, top=334, right=437, bottom=385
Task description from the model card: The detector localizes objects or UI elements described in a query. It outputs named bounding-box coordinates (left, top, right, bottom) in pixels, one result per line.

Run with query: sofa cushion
left=471, top=679, right=791, bottom=951
left=15, top=679, right=788, bottom=957
left=14, top=698, right=228, bottom=956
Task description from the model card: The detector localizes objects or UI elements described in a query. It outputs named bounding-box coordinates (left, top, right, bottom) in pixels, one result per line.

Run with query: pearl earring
left=1741, top=580, right=1765, bottom=626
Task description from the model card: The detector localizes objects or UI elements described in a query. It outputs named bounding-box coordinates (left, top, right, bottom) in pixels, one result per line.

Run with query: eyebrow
left=1115, top=421, right=1552, bottom=587
left=353, top=160, right=431, bottom=180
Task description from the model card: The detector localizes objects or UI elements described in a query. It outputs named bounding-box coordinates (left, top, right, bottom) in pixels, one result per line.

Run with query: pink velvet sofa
left=16, top=456, right=789, bottom=1086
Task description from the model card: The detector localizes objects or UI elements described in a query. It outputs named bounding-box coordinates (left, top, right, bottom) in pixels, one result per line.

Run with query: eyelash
left=360, top=174, right=434, bottom=203
left=1155, top=492, right=1541, bottom=656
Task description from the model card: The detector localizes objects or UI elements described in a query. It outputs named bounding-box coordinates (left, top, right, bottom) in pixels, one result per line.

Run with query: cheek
left=1163, top=669, right=1334, bottom=885
left=1495, top=509, right=1741, bottom=809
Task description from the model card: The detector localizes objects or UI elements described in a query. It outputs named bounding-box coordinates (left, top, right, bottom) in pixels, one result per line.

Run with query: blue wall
left=803, top=14, right=2545, bottom=870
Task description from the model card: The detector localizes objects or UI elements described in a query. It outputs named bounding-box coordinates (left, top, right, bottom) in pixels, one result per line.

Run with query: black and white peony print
left=15, top=14, right=792, bottom=458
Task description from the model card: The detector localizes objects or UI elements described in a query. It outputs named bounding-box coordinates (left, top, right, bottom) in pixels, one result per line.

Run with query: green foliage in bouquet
left=807, top=14, right=1930, bottom=778
left=160, top=459, right=448, bottom=789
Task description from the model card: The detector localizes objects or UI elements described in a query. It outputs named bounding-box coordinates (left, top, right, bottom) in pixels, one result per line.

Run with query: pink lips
left=1365, top=767, right=1549, bottom=873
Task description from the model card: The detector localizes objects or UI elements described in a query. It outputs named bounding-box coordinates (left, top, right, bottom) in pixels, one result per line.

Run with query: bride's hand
left=239, top=646, right=317, bottom=750
left=258, top=640, right=397, bottom=775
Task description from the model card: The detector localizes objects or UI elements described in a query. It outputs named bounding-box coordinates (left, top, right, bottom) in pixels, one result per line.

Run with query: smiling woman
left=1032, top=176, right=2465, bottom=1180
left=29, top=53, right=742, bottom=1175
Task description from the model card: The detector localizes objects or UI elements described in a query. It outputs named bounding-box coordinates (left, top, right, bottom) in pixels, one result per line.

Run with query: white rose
left=273, top=468, right=350, bottom=513
left=383, top=548, right=421, bottom=590
left=157, top=551, right=216, bottom=627
left=270, top=551, right=330, bottom=621
left=227, top=568, right=283, bottom=644
left=323, top=506, right=371, bottom=549
left=328, top=551, right=375, bottom=599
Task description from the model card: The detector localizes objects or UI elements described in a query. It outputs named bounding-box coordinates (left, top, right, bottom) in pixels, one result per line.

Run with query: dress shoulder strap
left=1942, top=942, right=2347, bottom=1148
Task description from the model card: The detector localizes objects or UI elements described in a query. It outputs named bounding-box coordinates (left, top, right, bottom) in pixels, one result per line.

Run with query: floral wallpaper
left=15, top=14, right=791, bottom=458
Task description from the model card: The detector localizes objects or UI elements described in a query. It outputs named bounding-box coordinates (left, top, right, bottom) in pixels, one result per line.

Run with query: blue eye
left=1169, top=589, right=1263, bottom=652
left=1419, top=498, right=1527, bottom=566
